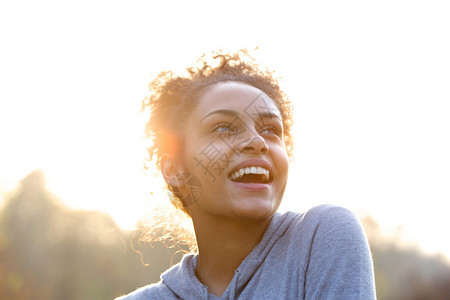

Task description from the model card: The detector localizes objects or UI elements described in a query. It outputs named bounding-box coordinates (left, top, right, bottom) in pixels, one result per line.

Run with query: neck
left=190, top=212, right=272, bottom=297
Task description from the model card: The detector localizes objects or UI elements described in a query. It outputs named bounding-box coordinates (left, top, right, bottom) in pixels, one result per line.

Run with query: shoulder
left=115, top=282, right=167, bottom=300
left=289, top=205, right=376, bottom=298
left=289, top=204, right=362, bottom=233
left=280, top=204, right=371, bottom=267
left=115, top=254, right=199, bottom=300
left=302, top=204, right=367, bottom=248
left=275, top=204, right=369, bottom=263
left=281, top=204, right=362, bottom=235
left=304, top=203, right=358, bottom=222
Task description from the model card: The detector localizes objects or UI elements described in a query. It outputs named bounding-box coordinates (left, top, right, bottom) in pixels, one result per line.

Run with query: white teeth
left=229, top=166, right=271, bottom=182
left=263, top=170, right=269, bottom=182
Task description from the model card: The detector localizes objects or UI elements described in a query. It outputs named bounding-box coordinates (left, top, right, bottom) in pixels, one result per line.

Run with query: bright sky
left=1, top=1, right=449, bottom=258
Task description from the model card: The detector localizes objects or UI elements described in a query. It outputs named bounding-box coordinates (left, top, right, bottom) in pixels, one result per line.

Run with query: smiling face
left=175, top=81, right=289, bottom=221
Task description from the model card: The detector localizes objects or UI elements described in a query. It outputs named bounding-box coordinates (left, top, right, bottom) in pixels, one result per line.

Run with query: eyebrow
left=201, top=109, right=238, bottom=122
left=256, top=111, right=282, bottom=121
left=201, top=109, right=282, bottom=122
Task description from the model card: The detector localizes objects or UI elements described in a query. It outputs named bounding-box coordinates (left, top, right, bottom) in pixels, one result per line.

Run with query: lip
left=230, top=181, right=271, bottom=190
left=227, top=158, right=273, bottom=182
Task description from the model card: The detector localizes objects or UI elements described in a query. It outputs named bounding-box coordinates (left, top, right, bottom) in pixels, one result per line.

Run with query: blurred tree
left=0, top=170, right=183, bottom=300
left=1, top=170, right=450, bottom=299
left=362, top=216, right=450, bottom=300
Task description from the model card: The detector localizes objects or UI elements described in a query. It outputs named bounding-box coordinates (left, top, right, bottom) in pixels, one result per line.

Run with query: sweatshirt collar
left=161, top=212, right=297, bottom=299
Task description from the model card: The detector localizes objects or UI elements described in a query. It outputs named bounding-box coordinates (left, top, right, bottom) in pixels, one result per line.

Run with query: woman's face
left=179, top=81, right=289, bottom=221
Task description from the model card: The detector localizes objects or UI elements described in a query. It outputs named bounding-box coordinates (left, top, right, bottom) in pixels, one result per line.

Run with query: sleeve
left=304, top=205, right=376, bottom=300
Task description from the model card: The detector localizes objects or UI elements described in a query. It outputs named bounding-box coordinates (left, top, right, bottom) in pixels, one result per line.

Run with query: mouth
left=228, top=165, right=272, bottom=184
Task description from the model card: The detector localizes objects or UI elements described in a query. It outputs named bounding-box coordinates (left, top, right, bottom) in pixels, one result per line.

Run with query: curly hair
left=143, top=50, right=294, bottom=213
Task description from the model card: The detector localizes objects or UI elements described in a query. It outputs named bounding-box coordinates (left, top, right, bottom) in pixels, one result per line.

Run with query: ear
left=160, top=154, right=184, bottom=187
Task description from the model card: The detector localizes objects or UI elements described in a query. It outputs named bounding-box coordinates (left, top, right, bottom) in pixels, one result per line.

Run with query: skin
left=161, top=81, right=289, bottom=297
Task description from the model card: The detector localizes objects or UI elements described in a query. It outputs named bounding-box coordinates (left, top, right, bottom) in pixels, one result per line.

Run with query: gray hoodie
left=116, top=205, right=376, bottom=299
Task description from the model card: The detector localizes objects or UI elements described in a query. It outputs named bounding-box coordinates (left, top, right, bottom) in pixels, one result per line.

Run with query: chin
left=233, top=200, right=279, bottom=220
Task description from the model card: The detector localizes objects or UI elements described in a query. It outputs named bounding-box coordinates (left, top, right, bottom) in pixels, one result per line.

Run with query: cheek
left=182, top=138, right=233, bottom=185
left=273, top=146, right=290, bottom=180
left=273, top=143, right=289, bottom=165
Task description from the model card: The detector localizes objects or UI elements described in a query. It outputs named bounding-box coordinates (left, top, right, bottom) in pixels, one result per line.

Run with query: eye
left=211, top=122, right=236, bottom=133
left=260, top=126, right=281, bottom=136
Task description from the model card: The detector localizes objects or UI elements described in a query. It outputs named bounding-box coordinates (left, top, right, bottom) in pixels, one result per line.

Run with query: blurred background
left=1, top=0, right=449, bottom=299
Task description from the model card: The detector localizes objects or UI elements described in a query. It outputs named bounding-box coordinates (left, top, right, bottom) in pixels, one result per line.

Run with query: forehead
left=193, top=81, right=281, bottom=119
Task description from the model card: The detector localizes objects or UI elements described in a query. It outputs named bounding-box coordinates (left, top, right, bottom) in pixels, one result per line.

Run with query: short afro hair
left=143, top=50, right=293, bottom=166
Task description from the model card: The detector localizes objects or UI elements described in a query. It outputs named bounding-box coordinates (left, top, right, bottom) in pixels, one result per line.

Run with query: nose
left=238, top=133, right=269, bottom=155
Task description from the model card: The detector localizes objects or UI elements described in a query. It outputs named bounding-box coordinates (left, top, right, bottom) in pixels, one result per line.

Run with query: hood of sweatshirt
left=160, top=211, right=298, bottom=300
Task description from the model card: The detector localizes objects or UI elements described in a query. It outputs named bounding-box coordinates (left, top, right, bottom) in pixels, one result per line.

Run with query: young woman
left=117, top=51, right=376, bottom=299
